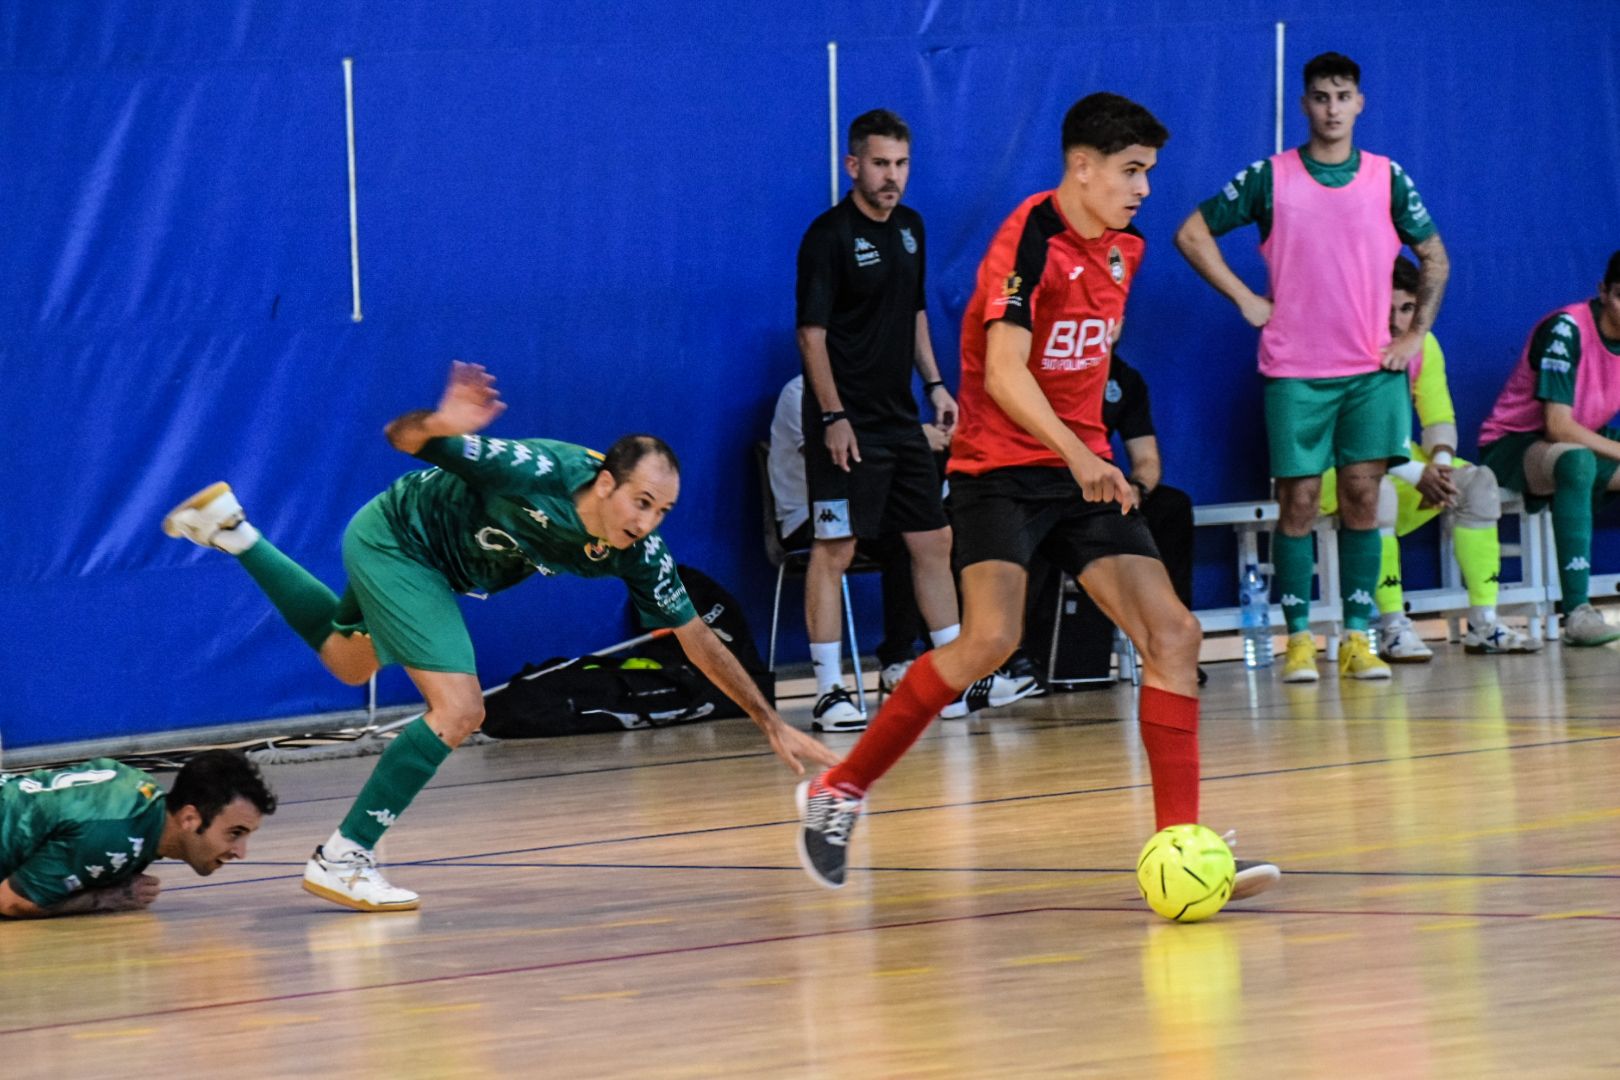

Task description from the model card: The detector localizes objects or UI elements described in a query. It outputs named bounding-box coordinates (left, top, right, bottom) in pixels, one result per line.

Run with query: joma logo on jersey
left=1041, top=319, right=1115, bottom=371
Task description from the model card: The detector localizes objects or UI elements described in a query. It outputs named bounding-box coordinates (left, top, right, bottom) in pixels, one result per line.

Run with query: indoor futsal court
left=3, top=651, right=1617, bottom=1077
left=7, top=3, right=1620, bottom=1078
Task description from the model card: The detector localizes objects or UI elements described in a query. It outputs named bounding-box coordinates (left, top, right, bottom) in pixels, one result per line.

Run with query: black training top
left=1102, top=353, right=1156, bottom=442
left=795, top=195, right=927, bottom=443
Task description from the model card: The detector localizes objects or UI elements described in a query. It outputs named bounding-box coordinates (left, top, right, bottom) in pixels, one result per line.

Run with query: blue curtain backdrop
left=3, top=2, right=1618, bottom=748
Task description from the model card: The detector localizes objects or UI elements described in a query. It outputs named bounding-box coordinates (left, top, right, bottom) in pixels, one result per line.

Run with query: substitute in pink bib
left=1258, top=149, right=1402, bottom=379
left=1480, top=300, right=1620, bottom=445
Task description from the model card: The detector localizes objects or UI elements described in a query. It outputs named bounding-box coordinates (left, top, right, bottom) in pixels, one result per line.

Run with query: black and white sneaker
left=811, top=685, right=866, bottom=733
left=795, top=774, right=866, bottom=889
left=1221, top=830, right=1281, bottom=901
left=939, top=667, right=1041, bottom=719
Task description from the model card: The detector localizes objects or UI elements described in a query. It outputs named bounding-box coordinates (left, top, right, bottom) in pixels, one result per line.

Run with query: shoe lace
left=809, top=786, right=862, bottom=847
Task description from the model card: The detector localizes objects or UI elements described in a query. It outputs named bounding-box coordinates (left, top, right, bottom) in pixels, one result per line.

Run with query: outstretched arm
left=385, top=361, right=507, bottom=454
left=0, top=874, right=161, bottom=919
left=673, top=618, right=841, bottom=776
left=1174, top=211, right=1273, bottom=328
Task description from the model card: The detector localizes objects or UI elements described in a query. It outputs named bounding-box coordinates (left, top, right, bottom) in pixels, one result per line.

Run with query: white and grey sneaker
left=1464, top=620, right=1542, bottom=655
left=878, top=660, right=913, bottom=695
left=161, top=481, right=261, bottom=555
left=810, top=685, right=867, bottom=733
left=303, top=844, right=421, bottom=912
left=1377, top=614, right=1433, bottom=663
left=1562, top=603, right=1620, bottom=647
left=939, top=667, right=1041, bottom=719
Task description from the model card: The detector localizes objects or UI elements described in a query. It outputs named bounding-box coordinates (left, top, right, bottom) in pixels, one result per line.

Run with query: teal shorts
left=1264, top=370, right=1411, bottom=479
left=337, top=495, right=477, bottom=674
left=1478, top=430, right=1620, bottom=514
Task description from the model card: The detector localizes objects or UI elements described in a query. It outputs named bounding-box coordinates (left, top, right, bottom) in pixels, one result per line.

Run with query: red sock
left=1138, top=685, right=1200, bottom=830
left=825, top=651, right=962, bottom=795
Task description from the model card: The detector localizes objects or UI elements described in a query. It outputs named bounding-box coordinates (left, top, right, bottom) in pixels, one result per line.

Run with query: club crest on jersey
left=899, top=227, right=917, bottom=254
left=1001, top=272, right=1022, bottom=298
left=584, top=538, right=611, bottom=562
left=1105, top=379, right=1122, bottom=403
left=1108, top=246, right=1125, bottom=284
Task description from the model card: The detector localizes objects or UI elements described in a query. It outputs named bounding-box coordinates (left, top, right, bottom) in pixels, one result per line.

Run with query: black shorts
left=948, top=465, right=1160, bottom=574
left=805, top=427, right=948, bottom=540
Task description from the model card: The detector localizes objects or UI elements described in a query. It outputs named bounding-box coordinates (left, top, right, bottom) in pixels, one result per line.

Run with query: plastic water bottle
left=1239, top=562, right=1273, bottom=668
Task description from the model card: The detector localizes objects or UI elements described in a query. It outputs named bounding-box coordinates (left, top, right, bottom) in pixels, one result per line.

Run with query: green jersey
left=1198, top=149, right=1437, bottom=244
left=1524, top=304, right=1620, bottom=408
left=0, top=759, right=166, bottom=908
left=377, top=435, right=698, bottom=629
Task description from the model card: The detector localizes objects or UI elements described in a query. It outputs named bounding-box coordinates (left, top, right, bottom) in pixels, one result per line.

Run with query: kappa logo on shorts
left=812, top=499, right=852, bottom=540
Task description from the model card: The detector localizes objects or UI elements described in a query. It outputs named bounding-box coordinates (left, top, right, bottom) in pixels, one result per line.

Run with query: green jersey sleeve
left=618, top=532, right=698, bottom=629
left=1530, top=313, right=1581, bottom=406
left=1198, top=159, right=1272, bottom=238
left=1, top=761, right=164, bottom=908
left=414, top=435, right=584, bottom=501
left=1389, top=162, right=1437, bottom=244
left=1410, top=333, right=1456, bottom=430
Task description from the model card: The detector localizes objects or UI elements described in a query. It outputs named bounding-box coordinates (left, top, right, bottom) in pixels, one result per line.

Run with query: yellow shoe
left=1280, top=632, right=1319, bottom=683
left=1338, top=630, right=1392, bottom=680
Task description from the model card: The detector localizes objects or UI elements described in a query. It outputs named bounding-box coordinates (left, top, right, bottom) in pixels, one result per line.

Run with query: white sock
left=1470, top=605, right=1497, bottom=630
left=809, top=641, right=843, bottom=695
left=929, top=623, right=961, bottom=648
left=323, top=829, right=366, bottom=860
left=216, top=521, right=261, bottom=556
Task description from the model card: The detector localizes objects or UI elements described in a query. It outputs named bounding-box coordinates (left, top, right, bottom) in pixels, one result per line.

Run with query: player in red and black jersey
left=795, top=93, right=1280, bottom=901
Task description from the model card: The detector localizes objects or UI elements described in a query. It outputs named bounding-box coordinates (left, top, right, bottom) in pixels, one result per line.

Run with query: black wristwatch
left=821, top=410, right=849, bottom=425
left=924, top=379, right=947, bottom=394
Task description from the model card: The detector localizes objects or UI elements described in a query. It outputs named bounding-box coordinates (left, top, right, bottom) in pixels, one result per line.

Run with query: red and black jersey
left=949, top=191, right=1145, bottom=476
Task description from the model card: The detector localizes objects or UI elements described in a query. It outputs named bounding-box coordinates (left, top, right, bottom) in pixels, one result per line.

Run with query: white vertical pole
left=827, top=41, right=840, bottom=207
left=343, top=57, right=364, bottom=323
left=1274, top=22, right=1286, bottom=155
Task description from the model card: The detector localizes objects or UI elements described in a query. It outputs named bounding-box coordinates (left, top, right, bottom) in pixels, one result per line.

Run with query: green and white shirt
left=0, top=760, right=166, bottom=908
left=377, top=436, right=697, bottom=629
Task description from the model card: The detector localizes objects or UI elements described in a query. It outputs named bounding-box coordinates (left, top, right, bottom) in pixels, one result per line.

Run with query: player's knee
left=810, top=537, right=858, bottom=572
left=960, top=623, right=1021, bottom=676
left=908, top=525, right=953, bottom=564
left=1277, top=481, right=1320, bottom=530
left=436, top=702, right=485, bottom=741
left=1454, top=465, right=1502, bottom=525
left=1554, top=446, right=1597, bottom=488
left=1142, top=608, right=1203, bottom=667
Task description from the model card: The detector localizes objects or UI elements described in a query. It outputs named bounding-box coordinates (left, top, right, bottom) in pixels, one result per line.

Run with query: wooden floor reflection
left=3, top=642, right=1617, bottom=1078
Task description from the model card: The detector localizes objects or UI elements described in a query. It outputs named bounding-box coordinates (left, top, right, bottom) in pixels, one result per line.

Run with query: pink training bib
left=1479, top=300, right=1620, bottom=444
left=1257, top=149, right=1401, bottom=379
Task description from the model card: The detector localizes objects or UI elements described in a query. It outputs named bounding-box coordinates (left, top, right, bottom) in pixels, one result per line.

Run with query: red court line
left=2, top=901, right=1616, bottom=1039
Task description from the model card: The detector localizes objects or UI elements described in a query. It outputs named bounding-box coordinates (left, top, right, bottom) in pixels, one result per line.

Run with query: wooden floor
left=3, top=641, right=1619, bottom=1078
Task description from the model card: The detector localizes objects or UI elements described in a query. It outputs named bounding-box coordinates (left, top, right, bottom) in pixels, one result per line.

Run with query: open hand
left=765, top=720, right=843, bottom=775
left=435, top=361, right=507, bottom=435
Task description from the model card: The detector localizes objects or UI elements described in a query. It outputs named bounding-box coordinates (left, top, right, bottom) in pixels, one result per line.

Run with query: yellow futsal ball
left=1135, top=824, right=1235, bottom=923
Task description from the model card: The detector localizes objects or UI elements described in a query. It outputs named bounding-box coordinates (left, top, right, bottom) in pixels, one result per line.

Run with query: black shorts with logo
left=947, top=464, right=1160, bottom=574
left=804, top=426, right=948, bottom=540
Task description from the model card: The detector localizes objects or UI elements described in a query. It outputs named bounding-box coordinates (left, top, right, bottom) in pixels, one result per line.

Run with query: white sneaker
left=1561, top=603, right=1620, bottom=647
left=939, top=668, right=1040, bottom=719
left=810, top=686, right=866, bottom=733
left=161, top=481, right=260, bottom=555
left=879, top=661, right=913, bottom=695
left=1464, top=620, right=1542, bottom=655
left=303, top=845, right=421, bottom=912
left=1377, top=615, right=1433, bottom=663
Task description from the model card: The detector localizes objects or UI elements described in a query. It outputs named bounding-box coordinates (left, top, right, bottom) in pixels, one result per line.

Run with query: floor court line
left=5, top=899, right=1615, bottom=1041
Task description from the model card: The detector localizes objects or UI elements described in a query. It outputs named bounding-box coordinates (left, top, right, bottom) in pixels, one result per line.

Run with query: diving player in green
left=0, top=750, right=276, bottom=919
left=162, top=362, right=839, bottom=912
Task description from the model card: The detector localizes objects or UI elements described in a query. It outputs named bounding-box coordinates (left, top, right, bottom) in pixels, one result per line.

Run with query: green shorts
left=1265, top=370, right=1411, bottom=479
left=1479, top=430, right=1620, bottom=513
left=337, top=495, right=477, bottom=674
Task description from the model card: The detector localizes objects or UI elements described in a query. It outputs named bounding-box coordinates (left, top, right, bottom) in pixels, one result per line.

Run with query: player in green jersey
left=0, top=750, right=275, bottom=919
left=163, top=362, right=839, bottom=912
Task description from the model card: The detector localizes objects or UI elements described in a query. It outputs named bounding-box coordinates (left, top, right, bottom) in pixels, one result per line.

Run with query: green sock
left=1551, top=449, right=1597, bottom=609
left=339, top=718, right=453, bottom=849
left=1375, top=531, right=1404, bottom=615
left=237, top=538, right=341, bottom=652
left=1339, top=526, right=1381, bottom=632
left=1452, top=525, right=1500, bottom=608
left=1273, top=531, right=1315, bottom=634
